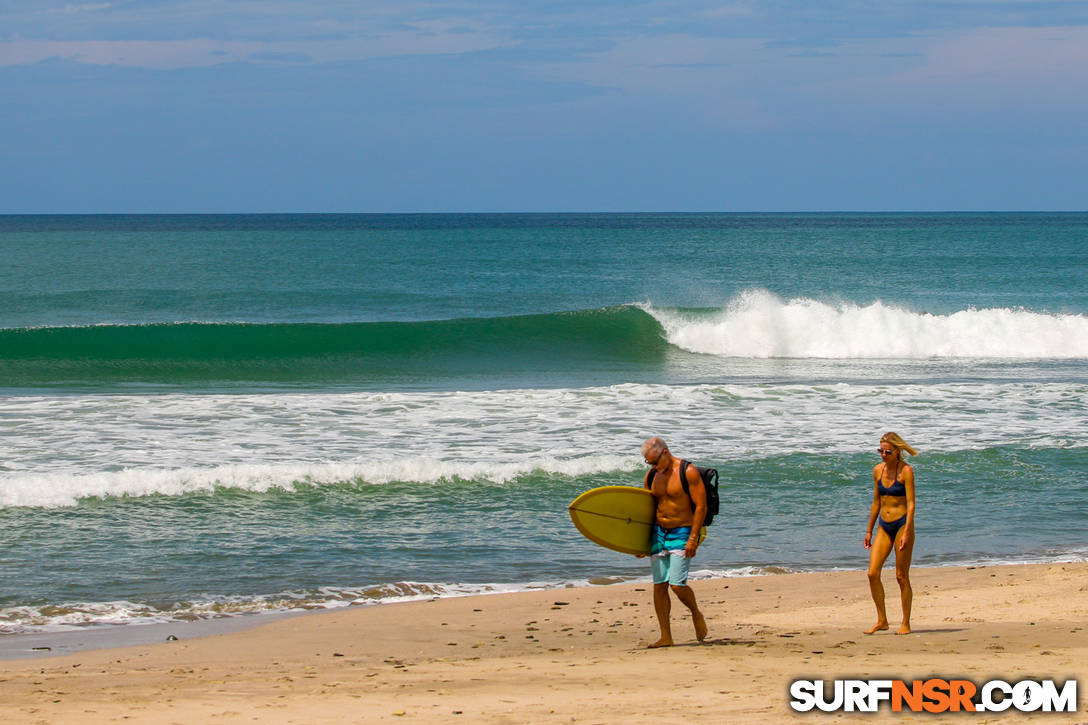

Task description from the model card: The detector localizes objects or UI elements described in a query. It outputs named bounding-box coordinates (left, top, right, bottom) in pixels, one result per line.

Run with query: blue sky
left=3, top=1, right=1087, bottom=212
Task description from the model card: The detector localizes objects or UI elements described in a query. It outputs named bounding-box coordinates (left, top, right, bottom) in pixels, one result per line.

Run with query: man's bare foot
left=895, top=624, right=912, bottom=635
left=693, top=610, right=708, bottom=641
left=864, top=621, right=889, bottom=635
left=647, top=637, right=673, bottom=648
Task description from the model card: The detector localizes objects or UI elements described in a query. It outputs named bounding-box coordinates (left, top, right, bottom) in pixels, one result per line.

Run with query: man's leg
left=649, top=582, right=673, bottom=648
left=670, top=584, right=707, bottom=641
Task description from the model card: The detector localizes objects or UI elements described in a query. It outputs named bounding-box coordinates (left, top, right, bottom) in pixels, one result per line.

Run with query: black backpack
left=645, top=459, right=720, bottom=526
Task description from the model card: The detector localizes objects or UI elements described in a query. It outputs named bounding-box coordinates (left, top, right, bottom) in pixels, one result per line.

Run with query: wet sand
left=2, top=563, right=1086, bottom=723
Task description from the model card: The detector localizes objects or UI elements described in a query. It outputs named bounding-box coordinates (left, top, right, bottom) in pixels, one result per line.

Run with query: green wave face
left=0, top=307, right=669, bottom=387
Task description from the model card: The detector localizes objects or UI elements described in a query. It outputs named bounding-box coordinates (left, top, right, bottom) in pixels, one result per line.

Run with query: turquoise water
left=1, top=213, right=1086, bottom=633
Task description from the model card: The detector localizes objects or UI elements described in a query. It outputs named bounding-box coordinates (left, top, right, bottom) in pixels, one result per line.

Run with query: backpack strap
left=647, top=461, right=699, bottom=511
left=679, top=460, right=695, bottom=509
left=679, top=460, right=690, bottom=498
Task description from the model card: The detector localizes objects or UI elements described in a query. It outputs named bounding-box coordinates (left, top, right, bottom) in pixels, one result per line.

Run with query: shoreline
left=3, top=556, right=1086, bottom=660
left=2, top=562, right=1086, bottom=723
left=0, top=611, right=308, bottom=661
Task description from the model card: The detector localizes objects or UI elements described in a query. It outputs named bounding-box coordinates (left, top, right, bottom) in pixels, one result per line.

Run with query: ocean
left=1, top=212, right=1086, bottom=635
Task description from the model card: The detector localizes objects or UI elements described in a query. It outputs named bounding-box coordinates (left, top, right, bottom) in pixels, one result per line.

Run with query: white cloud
left=0, top=28, right=514, bottom=69
left=1, top=38, right=263, bottom=69
left=530, top=34, right=760, bottom=92
left=896, top=25, right=1088, bottom=85
left=46, top=3, right=112, bottom=15
left=516, top=20, right=1088, bottom=134
left=697, top=3, right=757, bottom=20
left=578, top=24, right=1088, bottom=97
left=796, top=24, right=1088, bottom=116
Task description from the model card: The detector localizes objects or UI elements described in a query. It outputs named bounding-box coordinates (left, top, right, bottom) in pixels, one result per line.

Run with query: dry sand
left=2, top=563, right=1086, bottom=724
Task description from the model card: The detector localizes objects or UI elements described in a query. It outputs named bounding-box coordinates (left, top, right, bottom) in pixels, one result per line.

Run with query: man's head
left=642, top=437, right=669, bottom=467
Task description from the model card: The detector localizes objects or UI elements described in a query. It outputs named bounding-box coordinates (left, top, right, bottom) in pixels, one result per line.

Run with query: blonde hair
left=881, top=432, right=917, bottom=457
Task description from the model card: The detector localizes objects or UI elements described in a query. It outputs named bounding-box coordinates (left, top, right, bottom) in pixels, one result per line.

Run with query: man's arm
left=684, top=464, right=707, bottom=558
left=637, top=469, right=657, bottom=559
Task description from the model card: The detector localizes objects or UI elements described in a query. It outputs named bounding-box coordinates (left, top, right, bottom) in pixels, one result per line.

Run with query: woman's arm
left=864, top=465, right=880, bottom=549
left=897, top=464, right=916, bottom=551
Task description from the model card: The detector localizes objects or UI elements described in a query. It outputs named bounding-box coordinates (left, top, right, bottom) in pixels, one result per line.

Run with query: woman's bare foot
left=693, top=610, right=708, bottom=641
left=647, top=637, right=674, bottom=648
left=864, top=621, right=889, bottom=635
left=895, top=624, right=912, bottom=635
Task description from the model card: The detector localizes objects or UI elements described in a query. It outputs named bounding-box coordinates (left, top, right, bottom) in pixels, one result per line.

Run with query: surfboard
left=568, top=486, right=656, bottom=556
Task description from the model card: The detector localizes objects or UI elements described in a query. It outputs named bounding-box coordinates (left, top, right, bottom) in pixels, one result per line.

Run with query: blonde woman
left=863, top=432, right=917, bottom=635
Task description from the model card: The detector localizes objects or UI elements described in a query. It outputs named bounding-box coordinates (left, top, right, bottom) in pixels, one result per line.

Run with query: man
left=641, top=436, right=708, bottom=648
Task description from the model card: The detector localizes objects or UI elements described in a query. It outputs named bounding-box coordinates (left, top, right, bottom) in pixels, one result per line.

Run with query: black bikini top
left=877, top=464, right=906, bottom=497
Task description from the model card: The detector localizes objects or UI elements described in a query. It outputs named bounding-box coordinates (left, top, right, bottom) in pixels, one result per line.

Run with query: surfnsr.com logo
left=789, top=678, right=1077, bottom=713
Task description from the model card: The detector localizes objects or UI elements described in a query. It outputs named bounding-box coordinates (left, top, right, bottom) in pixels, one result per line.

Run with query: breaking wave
left=648, top=290, right=1088, bottom=359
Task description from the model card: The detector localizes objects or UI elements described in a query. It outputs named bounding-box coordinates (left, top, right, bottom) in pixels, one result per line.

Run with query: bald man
left=641, top=437, right=708, bottom=647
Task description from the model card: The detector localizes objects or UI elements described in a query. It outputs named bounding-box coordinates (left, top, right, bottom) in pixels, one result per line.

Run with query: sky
left=2, top=1, right=1087, bottom=212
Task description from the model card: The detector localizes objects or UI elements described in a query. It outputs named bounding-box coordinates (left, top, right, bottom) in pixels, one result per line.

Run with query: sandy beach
left=1, top=563, right=1085, bottom=724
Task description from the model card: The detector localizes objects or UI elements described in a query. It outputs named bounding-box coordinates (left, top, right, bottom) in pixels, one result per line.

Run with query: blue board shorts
left=650, top=525, right=692, bottom=586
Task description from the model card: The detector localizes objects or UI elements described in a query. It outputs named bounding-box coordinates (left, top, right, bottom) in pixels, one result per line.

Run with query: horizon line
left=2, top=209, right=1087, bottom=217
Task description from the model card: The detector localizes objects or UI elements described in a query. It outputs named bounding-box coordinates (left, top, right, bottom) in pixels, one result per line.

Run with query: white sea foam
left=645, top=290, right=1088, bottom=358
left=0, top=456, right=632, bottom=509
left=6, top=552, right=1088, bottom=633
left=0, top=566, right=820, bottom=633
left=0, top=579, right=599, bottom=634
left=945, top=549, right=1088, bottom=567
left=2, top=380, right=1086, bottom=508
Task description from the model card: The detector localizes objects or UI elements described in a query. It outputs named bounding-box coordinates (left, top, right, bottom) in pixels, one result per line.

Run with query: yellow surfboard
left=568, top=486, right=656, bottom=556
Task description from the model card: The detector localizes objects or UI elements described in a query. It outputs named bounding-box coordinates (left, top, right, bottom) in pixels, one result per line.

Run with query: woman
left=863, top=432, right=917, bottom=635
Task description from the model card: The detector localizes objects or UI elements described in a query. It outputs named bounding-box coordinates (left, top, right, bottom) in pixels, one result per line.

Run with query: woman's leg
left=865, top=526, right=894, bottom=634
left=892, top=528, right=915, bottom=634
